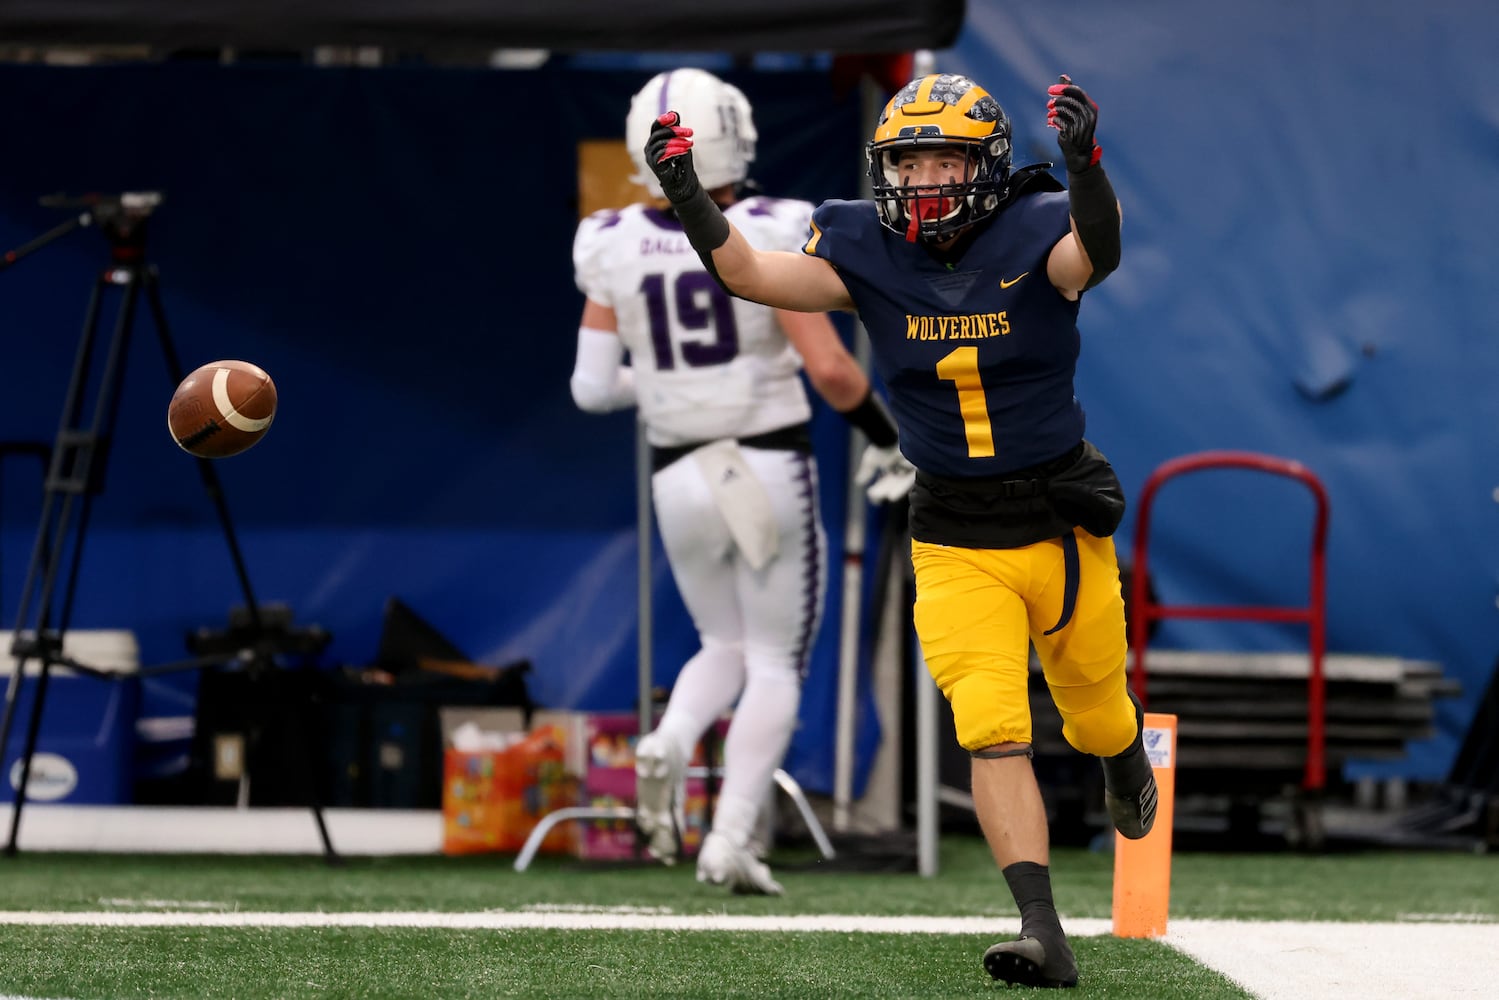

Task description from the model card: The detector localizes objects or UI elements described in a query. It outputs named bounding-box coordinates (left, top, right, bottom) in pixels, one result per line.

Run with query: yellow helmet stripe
left=913, top=75, right=982, bottom=115
left=951, top=82, right=983, bottom=117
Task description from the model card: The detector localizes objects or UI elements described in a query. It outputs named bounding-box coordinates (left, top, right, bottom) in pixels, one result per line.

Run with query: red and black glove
left=1047, top=74, right=1119, bottom=287
left=1047, top=75, right=1102, bottom=174
left=642, top=111, right=732, bottom=279
left=644, top=112, right=704, bottom=205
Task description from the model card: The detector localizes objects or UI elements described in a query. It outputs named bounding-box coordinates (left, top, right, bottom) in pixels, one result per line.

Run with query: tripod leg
left=2, top=269, right=135, bottom=855
left=306, top=678, right=342, bottom=864
left=307, top=763, right=342, bottom=866
left=242, top=667, right=341, bottom=864
left=1, top=477, right=92, bottom=854
left=141, top=271, right=337, bottom=861
left=290, top=671, right=340, bottom=864
left=142, top=270, right=264, bottom=629
left=0, top=497, right=75, bottom=846
left=3, top=657, right=55, bottom=856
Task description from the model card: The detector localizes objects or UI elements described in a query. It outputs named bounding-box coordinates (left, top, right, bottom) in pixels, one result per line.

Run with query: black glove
left=644, top=111, right=703, bottom=205
left=1046, top=74, right=1101, bottom=173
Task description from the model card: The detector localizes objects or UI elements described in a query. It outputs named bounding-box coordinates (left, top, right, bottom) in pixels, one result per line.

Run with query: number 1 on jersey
left=935, top=346, right=995, bottom=458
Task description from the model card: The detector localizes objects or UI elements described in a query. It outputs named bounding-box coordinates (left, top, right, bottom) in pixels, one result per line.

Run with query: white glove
left=855, top=443, right=916, bottom=504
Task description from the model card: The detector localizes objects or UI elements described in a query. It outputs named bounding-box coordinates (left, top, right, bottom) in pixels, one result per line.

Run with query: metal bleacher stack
left=1130, top=650, right=1457, bottom=774
left=1027, top=649, right=1461, bottom=847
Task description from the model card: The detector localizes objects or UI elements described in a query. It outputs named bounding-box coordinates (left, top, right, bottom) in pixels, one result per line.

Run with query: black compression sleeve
left=840, top=389, right=899, bottom=448
left=673, top=186, right=731, bottom=285
left=1066, top=162, right=1121, bottom=289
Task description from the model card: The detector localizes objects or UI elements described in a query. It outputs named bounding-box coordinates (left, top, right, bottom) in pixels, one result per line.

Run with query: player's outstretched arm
left=1045, top=75, right=1122, bottom=294
left=644, top=112, right=852, bottom=312
left=717, top=227, right=852, bottom=311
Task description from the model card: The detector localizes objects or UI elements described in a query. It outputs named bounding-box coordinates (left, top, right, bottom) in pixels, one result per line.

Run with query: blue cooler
left=1, top=629, right=140, bottom=805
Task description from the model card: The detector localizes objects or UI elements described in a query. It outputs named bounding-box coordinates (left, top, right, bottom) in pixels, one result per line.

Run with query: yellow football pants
left=911, top=530, right=1136, bottom=757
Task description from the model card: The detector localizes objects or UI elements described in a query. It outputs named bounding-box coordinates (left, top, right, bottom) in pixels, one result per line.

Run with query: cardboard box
left=441, top=708, right=732, bottom=860
left=530, top=710, right=638, bottom=860
left=531, top=710, right=728, bottom=861
left=440, top=708, right=576, bottom=856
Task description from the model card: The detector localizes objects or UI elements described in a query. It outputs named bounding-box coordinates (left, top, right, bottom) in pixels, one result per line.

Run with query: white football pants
left=648, top=444, right=826, bottom=845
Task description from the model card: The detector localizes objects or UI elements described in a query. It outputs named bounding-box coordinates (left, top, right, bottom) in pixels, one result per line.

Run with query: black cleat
left=1106, top=769, right=1159, bottom=840
left=1102, top=689, right=1158, bottom=840
left=982, top=935, right=1078, bottom=989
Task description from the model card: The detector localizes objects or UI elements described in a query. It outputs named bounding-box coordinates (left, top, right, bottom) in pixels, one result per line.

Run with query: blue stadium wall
left=935, top=0, right=1498, bottom=779
left=1, top=0, right=1495, bottom=800
left=0, top=61, right=884, bottom=800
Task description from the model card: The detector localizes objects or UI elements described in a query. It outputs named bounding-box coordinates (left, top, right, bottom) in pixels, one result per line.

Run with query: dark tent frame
left=0, top=0, right=965, bottom=55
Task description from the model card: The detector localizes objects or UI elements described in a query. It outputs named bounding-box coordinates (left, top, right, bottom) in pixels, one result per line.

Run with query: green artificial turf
left=0, top=835, right=1492, bottom=999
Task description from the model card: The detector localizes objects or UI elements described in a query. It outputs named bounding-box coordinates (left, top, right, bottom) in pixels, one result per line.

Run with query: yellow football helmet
left=867, top=73, right=1012, bottom=243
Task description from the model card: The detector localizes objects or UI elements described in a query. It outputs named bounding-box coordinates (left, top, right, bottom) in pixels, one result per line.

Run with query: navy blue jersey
left=803, top=192, right=1084, bottom=478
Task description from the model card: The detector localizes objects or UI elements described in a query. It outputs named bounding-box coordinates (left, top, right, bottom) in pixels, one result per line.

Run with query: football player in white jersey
left=569, top=68, right=913, bottom=894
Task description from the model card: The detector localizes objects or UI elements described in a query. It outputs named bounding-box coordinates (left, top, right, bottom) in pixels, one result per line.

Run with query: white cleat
left=634, top=732, right=684, bottom=864
left=696, top=831, right=784, bottom=896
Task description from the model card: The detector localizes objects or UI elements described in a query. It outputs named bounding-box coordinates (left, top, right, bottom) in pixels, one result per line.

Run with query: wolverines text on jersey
left=803, top=189, right=1082, bottom=479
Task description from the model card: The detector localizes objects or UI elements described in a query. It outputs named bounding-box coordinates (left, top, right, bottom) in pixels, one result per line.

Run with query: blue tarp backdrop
left=2, top=0, right=1496, bottom=802
left=936, top=0, right=1499, bottom=779
left=0, top=62, right=881, bottom=797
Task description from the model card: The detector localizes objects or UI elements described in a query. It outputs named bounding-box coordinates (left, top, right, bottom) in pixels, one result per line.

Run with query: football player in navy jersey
left=570, top=68, right=913, bottom=896
left=643, top=72, right=1156, bottom=988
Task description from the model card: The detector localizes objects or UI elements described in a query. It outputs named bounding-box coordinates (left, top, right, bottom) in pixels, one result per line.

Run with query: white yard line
left=0, top=910, right=1493, bottom=999
left=1164, top=918, right=1498, bottom=1000
left=0, top=911, right=1111, bottom=934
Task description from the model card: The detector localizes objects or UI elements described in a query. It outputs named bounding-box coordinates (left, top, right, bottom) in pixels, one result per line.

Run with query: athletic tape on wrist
left=673, top=186, right=731, bottom=286
left=841, top=389, right=899, bottom=448
left=1066, top=163, right=1121, bottom=288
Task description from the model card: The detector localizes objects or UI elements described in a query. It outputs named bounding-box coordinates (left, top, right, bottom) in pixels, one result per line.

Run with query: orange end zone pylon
left=1112, top=712, right=1178, bottom=938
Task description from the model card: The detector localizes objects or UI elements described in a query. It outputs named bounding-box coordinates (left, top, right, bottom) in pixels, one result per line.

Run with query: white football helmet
left=626, top=68, right=757, bottom=198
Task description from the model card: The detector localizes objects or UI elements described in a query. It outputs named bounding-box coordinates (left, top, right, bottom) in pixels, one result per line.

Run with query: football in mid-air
left=167, top=360, right=277, bottom=458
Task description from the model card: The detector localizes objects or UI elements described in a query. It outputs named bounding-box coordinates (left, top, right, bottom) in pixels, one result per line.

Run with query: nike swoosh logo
left=1000, top=272, right=1029, bottom=289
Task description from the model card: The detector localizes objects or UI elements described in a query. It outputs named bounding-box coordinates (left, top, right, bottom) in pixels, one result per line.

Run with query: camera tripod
left=0, top=193, right=338, bottom=861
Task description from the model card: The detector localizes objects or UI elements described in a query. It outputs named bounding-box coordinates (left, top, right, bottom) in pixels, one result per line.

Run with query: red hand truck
left=1128, top=450, right=1331, bottom=794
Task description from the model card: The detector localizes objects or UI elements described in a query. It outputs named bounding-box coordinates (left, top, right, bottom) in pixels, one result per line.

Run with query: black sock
left=1001, top=861, right=1061, bottom=940
left=1101, top=690, right=1152, bottom=796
